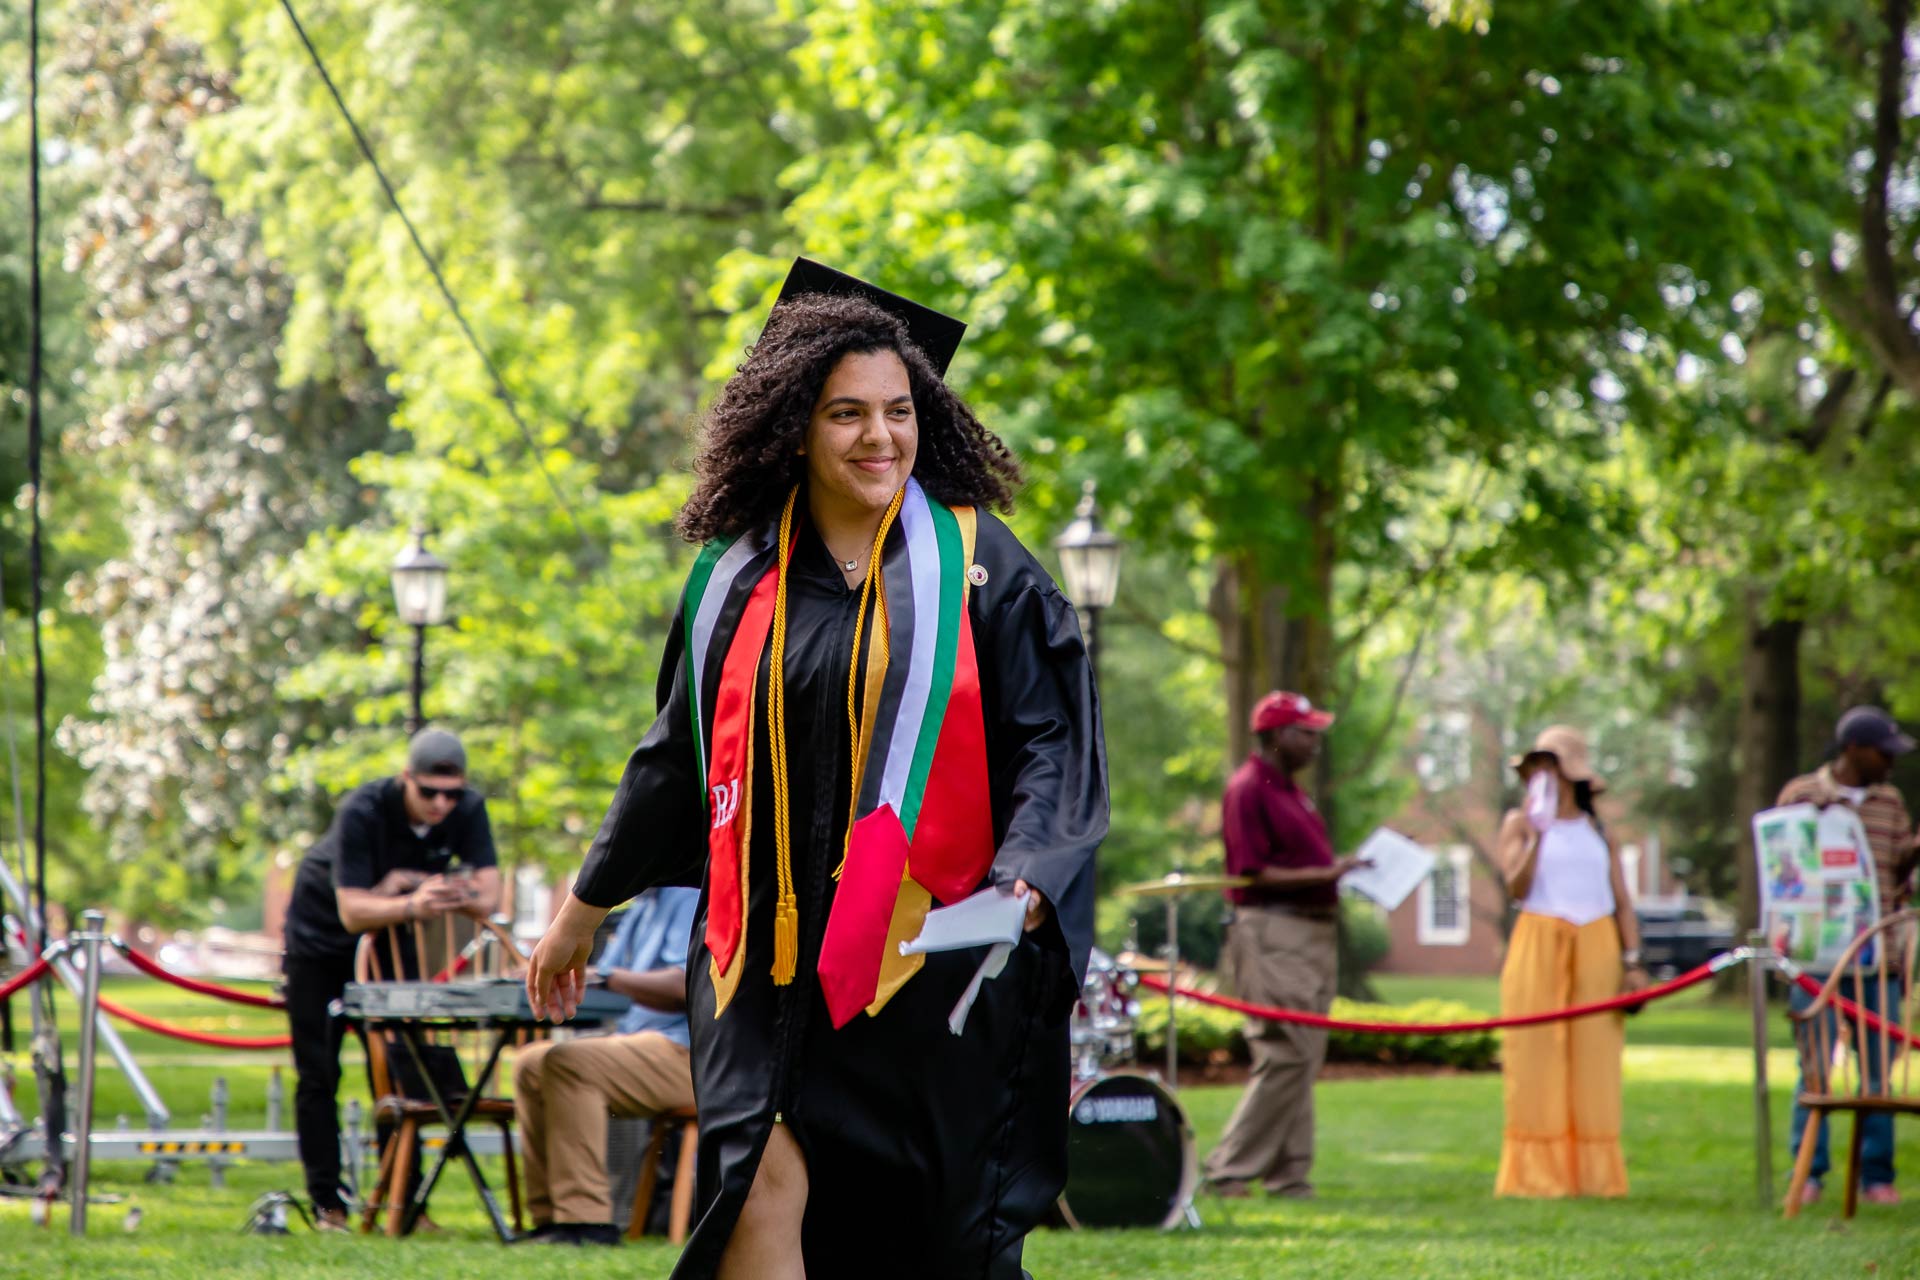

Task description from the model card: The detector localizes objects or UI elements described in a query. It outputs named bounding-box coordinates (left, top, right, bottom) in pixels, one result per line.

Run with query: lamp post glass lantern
left=1053, top=479, right=1122, bottom=675
left=390, top=528, right=449, bottom=733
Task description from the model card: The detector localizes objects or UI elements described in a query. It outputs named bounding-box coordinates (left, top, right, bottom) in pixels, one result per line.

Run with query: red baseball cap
left=1250, top=691, right=1334, bottom=734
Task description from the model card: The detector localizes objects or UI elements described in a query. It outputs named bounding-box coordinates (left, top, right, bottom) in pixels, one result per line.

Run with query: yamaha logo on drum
left=1073, top=1094, right=1159, bottom=1125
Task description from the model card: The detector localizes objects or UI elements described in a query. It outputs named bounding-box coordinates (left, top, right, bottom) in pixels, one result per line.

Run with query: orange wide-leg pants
left=1495, top=912, right=1629, bottom=1198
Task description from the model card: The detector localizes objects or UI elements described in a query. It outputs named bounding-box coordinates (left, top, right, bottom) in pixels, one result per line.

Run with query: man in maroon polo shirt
left=1202, top=691, right=1365, bottom=1200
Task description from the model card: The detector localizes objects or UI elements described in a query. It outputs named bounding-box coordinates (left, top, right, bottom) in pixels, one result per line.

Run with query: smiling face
left=802, top=349, right=919, bottom=523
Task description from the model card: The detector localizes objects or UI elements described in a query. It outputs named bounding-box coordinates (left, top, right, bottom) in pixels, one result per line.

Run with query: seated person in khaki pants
left=515, top=885, right=698, bottom=1246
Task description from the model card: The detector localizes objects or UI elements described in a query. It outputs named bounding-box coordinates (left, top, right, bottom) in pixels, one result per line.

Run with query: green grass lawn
left=3, top=974, right=1917, bottom=1278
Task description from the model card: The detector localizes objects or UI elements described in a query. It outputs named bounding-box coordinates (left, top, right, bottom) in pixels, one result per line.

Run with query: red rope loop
left=0, top=957, right=52, bottom=1003
left=1788, top=971, right=1918, bottom=1049
left=115, top=944, right=285, bottom=1008
left=1139, top=958, right=1720, bottom=1034
left=96, top=993, right=292, bottom=1050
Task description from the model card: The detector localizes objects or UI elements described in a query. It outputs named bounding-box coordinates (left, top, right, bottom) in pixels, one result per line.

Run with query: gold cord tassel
left=772, top=896, right=799, bottom=985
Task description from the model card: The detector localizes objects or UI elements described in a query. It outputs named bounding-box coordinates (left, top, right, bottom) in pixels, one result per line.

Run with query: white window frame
left=1621, top=843, right=1642, bottom=904
left=1416, top=846, right=1472, bottom=947
left=512, top=864, right=553, bottom=948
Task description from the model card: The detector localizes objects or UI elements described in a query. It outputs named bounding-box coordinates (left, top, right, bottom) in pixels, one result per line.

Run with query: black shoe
left=511, top=1222, right=560, bottom=1244
left=531, top=1222, right=621, bottom=1246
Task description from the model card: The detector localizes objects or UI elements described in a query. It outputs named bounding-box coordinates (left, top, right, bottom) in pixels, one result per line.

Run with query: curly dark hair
left=676, top=292, right=1021, bottom=542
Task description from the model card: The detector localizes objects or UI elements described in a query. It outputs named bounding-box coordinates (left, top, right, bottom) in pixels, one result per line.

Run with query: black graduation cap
left=776, top=257, right=967, bottom=376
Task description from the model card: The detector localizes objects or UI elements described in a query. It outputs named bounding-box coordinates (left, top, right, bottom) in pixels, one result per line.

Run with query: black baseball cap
left=407, top=728, right=468, bottom=776
left=1836, top=707, right=1916, bottom=756
left=775, top=258, right=967, bottom=377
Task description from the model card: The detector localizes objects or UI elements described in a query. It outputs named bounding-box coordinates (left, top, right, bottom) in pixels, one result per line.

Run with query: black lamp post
left=390, top=526, right=449, bottom=734
left=1052, top=479, right=1123, bottom=680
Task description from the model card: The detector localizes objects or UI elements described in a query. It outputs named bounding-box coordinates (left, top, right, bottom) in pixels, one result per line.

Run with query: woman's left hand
left=1013, top=879, right=1050, bottom=933
left=1621, top=964, right=1651, bottom=995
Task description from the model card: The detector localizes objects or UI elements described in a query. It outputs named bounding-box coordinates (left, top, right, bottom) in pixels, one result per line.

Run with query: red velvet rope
left=0, top=957, right=51, bottom=1002
left=1788, top=972, right=1919, bottom=1049
left=116, top=944, right=285, bottom=1008
left=1138, top=959, right=1719, bottom=1034
left=97, top=993, right=292, bottom=1050
left=430, top=951, right=472, bottom=983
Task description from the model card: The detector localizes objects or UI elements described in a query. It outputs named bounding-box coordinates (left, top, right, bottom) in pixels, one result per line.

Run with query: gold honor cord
left=768, top=490, right=799, bottom=983
left=765, top=484, right=906, bottom=985
left=836, top=486, right=906, bottom=879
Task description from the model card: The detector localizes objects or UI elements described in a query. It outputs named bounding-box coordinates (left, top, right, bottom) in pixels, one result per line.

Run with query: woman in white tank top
left=1492, top=725, right=1648, bottom=1199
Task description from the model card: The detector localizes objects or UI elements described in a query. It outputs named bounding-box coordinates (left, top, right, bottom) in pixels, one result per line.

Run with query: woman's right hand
left=526, top=894, right=610, bottom=1021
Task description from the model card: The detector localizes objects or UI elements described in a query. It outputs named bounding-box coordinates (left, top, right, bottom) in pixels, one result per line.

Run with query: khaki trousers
left=512, top=1031, right=696, bottom=1225
left=1203, top=908, right=1338, bottom=1194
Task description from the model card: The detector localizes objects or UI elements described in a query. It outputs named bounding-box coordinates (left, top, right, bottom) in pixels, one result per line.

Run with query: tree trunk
left=1210, top=466, right=1368, bottom=995
left=1211, top=556, right=1291, bottom=773
left=1210, top=469, right=1342, bottom=776
left=1734, top=593, right=1803, bottom=935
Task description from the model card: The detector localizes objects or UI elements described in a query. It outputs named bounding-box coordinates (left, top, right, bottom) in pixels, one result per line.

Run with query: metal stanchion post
left=1747, top=932, right=1773, bottom=1211
left=209, top=1076, right=229, bottom=1189
left=1164, top=895, right=1180, bottom=1092
left=266, top=1066, right=284, bottom=1132
left=69, top=910, right=105, bottom=1236
left=343, top=1097, right=365, bottom=1209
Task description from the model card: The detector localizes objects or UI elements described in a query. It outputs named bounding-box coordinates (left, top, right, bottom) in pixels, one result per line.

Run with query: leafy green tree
left=49, top=0, right=393, bottom=923
left=164, top=0, right=820, bottom=877
left=766, top=0, right=1840, bottom=786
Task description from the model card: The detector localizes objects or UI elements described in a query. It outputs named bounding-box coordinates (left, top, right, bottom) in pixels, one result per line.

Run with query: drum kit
left=1053, top=871, right=1250, bottom=1232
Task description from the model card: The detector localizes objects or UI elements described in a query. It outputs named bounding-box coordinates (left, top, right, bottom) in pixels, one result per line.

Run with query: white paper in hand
left=1342, top=828, right=1435, bottom=913
left=949, top=941, right=1014, bottom=1036
left=900, top=885, right=1029, bottom=956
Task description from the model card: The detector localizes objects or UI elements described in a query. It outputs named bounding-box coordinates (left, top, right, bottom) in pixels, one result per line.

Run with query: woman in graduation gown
left=527, top=270, right=1107, bottom=1280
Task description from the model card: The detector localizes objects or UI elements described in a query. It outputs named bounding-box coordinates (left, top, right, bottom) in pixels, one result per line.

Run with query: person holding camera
left=280, top=728, right=500, bottom=1229
left=1494, top=725, right=1645, bottom=1198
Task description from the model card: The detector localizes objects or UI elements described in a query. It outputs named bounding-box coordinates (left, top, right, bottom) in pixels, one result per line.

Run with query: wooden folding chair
left=1783, top=907, right=1919, bottom=1219
left=355, top=912, right=533, bottom=1236
left=627, top=1105, right=699, bottom=1244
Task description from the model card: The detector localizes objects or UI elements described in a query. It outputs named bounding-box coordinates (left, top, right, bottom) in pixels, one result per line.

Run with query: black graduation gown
left=574, top=510, right=1107, bottom=1279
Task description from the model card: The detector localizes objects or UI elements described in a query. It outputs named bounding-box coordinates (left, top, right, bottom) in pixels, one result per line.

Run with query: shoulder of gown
left=572, top=597, right=709, bottom=907
left=965, top=509, right=1108, bottom=990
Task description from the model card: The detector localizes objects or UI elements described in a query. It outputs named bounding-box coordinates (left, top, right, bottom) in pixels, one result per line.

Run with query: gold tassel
left=772, top=892, right=799, bottom=984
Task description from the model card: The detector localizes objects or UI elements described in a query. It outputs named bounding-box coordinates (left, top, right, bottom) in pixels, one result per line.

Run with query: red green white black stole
left=680, top=478, right=995, bottom=1027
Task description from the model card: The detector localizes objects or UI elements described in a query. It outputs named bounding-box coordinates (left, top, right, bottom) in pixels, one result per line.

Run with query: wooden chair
left=355, top=912, right=531, bottom=1236
left=627, top=1105, right=699, bottom=1243
left=1783, top=907, right=1919, bottom=1219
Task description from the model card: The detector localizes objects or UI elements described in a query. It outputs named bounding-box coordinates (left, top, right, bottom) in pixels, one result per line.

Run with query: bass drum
left=1056, top=1072, right=1196, bottom=1230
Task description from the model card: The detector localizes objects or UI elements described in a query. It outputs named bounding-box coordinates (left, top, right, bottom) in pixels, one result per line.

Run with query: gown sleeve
left=974, top=542, right=1109, bottom=992
left=572, top=602, right=708, bottom=906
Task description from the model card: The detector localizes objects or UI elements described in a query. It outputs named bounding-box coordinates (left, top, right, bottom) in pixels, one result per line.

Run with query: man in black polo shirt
left=282, top=728, right=500, bottom=1228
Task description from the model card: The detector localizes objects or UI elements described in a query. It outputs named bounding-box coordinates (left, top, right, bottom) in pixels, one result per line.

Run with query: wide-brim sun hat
left=1509, top=724, right=1605, bottom=794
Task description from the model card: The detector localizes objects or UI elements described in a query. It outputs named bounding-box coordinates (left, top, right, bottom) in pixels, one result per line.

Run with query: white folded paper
left=900, top=885, right=1029, bottom=956
left=1342, top=828, right=1435, bottom=913
left=896, top=885, right=1031, bottom=1036
left=949, top=941, right=1014, bottom=1036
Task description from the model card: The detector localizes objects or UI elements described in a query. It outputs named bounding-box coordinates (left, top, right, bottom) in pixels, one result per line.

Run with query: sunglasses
left=413, top=782, right=465, bottom=801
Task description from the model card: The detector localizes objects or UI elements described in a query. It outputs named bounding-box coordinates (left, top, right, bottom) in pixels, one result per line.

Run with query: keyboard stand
left=396, top=1023, right=517, bottom=1241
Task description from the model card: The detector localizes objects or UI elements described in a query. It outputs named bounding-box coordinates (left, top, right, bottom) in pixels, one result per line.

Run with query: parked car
left=1634, top=896, right=1737, bottom=978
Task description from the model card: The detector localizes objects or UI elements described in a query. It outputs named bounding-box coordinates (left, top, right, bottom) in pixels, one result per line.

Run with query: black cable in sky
left=274, top=0, right=598, bottom=558
left=25, top=0, right=69, bottom=1196
left=26, top=0, right=49, bottom=963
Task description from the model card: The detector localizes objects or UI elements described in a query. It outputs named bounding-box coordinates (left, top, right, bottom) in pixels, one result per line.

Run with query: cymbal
left=1118, top=871, right=1253, bottom=897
